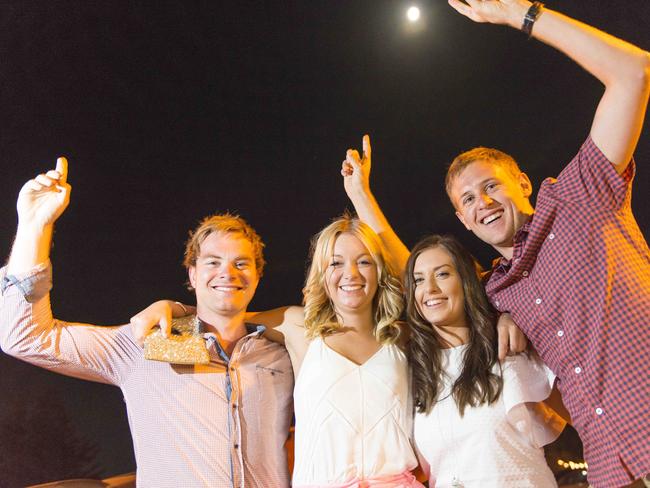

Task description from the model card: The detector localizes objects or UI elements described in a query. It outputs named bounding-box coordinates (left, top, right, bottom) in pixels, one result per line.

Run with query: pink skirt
left=296, top=471, right=426, bottom=488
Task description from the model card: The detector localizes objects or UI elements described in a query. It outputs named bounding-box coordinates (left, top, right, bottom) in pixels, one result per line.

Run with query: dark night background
left=1, top=0, right=648, bottom=484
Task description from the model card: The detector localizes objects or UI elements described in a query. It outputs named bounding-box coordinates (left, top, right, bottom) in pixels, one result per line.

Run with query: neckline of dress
left=320, top=337, right=386, bottom=368
left=441, top=343, right=469, bottom=354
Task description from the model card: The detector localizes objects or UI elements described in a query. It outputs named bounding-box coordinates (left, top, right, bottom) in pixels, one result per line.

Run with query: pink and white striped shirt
left=0, top=263, right=294, bottom=488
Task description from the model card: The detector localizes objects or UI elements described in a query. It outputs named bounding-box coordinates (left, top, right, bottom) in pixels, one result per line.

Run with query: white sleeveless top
left=292, top=337, right=418, bottom=486
left=414, top=345, right=563, bottom=487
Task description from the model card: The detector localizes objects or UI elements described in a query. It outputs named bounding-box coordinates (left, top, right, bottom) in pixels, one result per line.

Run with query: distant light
left=406, top=6, right=421, bottom=22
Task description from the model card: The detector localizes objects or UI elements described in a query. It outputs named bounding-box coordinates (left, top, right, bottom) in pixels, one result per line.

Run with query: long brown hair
left=405, top=235, right=502, bottom=416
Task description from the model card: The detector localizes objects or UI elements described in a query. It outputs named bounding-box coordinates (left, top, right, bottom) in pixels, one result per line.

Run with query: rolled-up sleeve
left=0, top=263, right=139, bottom=386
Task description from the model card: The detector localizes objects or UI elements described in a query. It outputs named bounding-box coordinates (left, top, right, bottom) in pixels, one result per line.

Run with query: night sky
left=1, top=0, right=649, bottom=481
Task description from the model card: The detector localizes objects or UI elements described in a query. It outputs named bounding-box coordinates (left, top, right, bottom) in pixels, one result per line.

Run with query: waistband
left=295, top=470, right=425, bottom=488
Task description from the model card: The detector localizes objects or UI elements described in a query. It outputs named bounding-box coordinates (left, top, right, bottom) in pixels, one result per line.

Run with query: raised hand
left=448, top=0, right=531, bottom=28
left=341, top=134, right=372, bottom=200
left=17, top=157, right=71, bottom=229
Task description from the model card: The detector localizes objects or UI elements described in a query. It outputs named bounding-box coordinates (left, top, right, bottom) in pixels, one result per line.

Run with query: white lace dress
left=292, top=337, right=420, bottom=487
left=414, top=345, right=564, bottom=488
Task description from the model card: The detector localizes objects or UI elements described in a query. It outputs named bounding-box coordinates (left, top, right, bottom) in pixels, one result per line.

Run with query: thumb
left=159, top=312, right=172, bottom=339
left=497, top=326, right=508, bottom=363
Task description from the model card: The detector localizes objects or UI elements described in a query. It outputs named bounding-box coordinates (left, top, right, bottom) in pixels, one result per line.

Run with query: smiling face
left=189, top=231, right=260, bottom=321
left=325, top=232, right=379, bottom=317
left=450, top=160, right=534, bottom=259
left=413, top=246, right=467, bottom=332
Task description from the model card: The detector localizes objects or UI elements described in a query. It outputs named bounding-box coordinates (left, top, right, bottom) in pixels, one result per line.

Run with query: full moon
left=407, top=6, right=421, bottom=22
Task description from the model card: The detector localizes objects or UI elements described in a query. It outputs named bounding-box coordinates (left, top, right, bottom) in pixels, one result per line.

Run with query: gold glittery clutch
left=144, top=315, right=210, bottom=365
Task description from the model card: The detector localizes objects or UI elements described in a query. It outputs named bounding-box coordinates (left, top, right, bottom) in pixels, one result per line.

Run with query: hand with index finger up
left=17, top=157, right=72, bottom=229
left=341, top=134, right=372, bottom=202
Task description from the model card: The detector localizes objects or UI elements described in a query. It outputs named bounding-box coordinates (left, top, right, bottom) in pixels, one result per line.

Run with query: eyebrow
left=413, top=263, right=452, bottom=274
left=331, top=253, right=373, bottom=259
left=460, top=177, right=499, bottom=195
left=200, top=255, right=253, bottom=262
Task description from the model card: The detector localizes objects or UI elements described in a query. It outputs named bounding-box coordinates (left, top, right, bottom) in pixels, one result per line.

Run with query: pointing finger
left=56, top=157, right=68, bottom=185
left=362, top=134, right=371, bottom=160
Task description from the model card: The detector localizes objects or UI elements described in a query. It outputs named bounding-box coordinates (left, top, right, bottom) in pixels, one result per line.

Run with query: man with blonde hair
left=0, top=159, right=293, bottom=487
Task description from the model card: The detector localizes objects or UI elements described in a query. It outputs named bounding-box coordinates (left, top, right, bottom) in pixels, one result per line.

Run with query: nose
left=218, top=262, right=237, bottom=280
left=425, top=277, right=441, bottom=294
left=343, top=261, right=361, bottom=280
left=478, top=192, right=494, bottom=208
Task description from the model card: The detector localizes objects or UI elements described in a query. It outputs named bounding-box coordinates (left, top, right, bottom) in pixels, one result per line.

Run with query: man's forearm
left=522, top=7, right=650, bottom=91
left=515, top=3, right=650, bottom=169
left=7, top=223, right=54, bottom=275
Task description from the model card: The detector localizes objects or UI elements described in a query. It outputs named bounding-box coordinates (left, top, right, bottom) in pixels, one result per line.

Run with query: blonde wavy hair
left=303, top=214, right=404, bottom=344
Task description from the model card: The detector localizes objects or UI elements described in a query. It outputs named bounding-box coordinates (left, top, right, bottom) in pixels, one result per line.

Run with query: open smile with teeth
left=340, top=284, right=364, bottom=292
left=481, top=210, right=503, bottom=225
left=212, top=285, right=243, bottom=292
left=423, top=298, right=445, bottom=307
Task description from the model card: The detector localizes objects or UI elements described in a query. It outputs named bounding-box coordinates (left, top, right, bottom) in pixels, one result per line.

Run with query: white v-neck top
left=292, top=337, right=418, bottom=486
left=414, top=345, right=563, bottom=488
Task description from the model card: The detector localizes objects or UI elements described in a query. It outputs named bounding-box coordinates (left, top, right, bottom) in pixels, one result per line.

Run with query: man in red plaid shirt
left=342, top=2, right=650, bottom=487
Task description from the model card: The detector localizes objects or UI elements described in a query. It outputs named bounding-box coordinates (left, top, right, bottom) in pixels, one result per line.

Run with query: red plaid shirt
left=486, top=137, right=650, bottom=488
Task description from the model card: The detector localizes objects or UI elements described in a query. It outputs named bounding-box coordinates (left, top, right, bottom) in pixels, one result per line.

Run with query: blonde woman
left=132, top=215, right=425, bottom=488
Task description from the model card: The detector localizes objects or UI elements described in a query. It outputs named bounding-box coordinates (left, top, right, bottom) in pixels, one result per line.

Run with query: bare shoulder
left=277, top=306, right=309, bottom=368
left=276, top=306, right=306, bottom=339
left=283, top=306, right=305, bottom=327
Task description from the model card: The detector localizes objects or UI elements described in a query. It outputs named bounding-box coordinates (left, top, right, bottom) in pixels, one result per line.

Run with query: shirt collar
left=493, top=221, right=532, bottom=271
left=196, top=317, right=266, bottom=337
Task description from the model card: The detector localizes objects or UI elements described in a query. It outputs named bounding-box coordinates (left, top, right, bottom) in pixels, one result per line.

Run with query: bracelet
left=521, top=1, right=544, bottom=38
left=174, top=301, right=189, bottom=316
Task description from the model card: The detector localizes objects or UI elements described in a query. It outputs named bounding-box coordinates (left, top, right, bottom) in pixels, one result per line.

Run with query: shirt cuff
left=0, top=261, right=53, bottom=302
left=584, top=135, right=636, bottom=184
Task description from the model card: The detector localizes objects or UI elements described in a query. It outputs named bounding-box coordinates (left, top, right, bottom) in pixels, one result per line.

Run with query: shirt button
left=535, top=298, right=542, bottom=305
left=549, top=233, right=555, bottom=240
left=495, top=300, right=499, bottom=307
left=574, top=367, right=582, bottom=374
left=557, top=330, right=564, bottom=337
left=522, top=270, right=529, bottom=277
left=595, top=408, right=603, bottom=415
left=234, top=443, right=239, bottom=449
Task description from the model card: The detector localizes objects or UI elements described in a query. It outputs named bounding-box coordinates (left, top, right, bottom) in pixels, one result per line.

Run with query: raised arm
left=449, top=0, right=650, bottom=173
left=7, top=157, right=71, bottom=274
left=1, top=159, right=135, bottom=385
left=342, top=135, right=410, bottom=273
